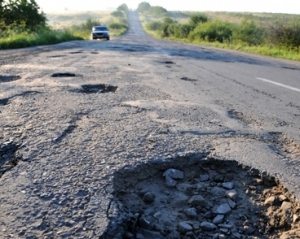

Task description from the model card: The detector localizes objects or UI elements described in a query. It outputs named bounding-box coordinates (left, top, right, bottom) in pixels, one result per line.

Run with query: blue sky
left=37, top=0, right=299, bottom=14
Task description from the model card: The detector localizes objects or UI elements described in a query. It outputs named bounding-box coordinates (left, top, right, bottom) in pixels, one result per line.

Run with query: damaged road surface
left=1, top=11, right=300, bottom=239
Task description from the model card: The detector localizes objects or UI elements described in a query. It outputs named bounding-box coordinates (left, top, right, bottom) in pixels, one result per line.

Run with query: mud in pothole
left=80, top=84, right=118, bottom=93
left=101, top=156, right=300, bottom=239
left=51, top=72, right=76, bottom=77
left=0, top=75, right=22, bottom=83
left=0, top=141, right=21, bottom=177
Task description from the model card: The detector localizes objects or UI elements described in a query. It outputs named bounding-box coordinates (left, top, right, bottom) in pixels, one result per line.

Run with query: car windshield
left=93, top=26, right=108, bottom=31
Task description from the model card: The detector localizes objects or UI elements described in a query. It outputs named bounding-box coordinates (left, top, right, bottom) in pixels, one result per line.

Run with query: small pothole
left=51, top=73, right=76, bottom=77
left=0, top=141, right=21, bottom=178
left=49, top=55, right=66, bottom=58
left=165, top=61, right=175, bottom=64
left=70, top=51, right=83, bottom=54
left=181, top=77, right=197, bottom=82
left=101, top=156, right=300, bottom=239
left=0, top=75, right=22, bottom=83
left=80, top=84, right=118, bottom=94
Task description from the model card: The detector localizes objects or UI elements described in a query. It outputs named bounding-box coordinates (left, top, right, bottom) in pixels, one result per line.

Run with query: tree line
left=139, top=1, right=300, bottom=50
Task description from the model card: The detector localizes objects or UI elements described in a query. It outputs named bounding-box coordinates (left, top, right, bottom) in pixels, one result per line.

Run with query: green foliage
left=111, top=11, right=124, bottom=18
left=137, top=2, right=151, bottom=12
left=117, top=3, right=128, bottom=13
left=232, top=20, right=264, bottom=45
left=189, top=20, right=233, bottom=43
left=0, top=0, right=46, bottom=32
left=71, top=18, right=101, bottom=32
left=189, top=13, right=208, bottom=25
left=149, top=6, right=167, bottom=17
left=0, top=28, right=82, bottom=49
left=267, top=21, right=300, bottom=49
left=108, top=22, right=127, bottom=30
left=146, top=21, right=161, bottom=31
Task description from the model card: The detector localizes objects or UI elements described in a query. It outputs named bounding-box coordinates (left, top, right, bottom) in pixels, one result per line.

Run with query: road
left=0, top=11, right=300, bottom=238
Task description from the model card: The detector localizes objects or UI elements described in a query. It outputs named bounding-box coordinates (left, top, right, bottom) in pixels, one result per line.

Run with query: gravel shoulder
left=0, top=11, right=300, bottom=239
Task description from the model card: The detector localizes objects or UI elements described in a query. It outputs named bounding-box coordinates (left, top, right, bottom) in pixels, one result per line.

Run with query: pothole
left=48, top=55, right=66, bottom=58
left=0, top=98, right=9, bottom=106
left=51, top=73, right=76, bottom=77
left=70, top=51, right=83, bottom=54
left=0, top=75, right=22, bottom=83
left=0, top=141, right=21, bottom=178
left=101, top=156, right=300, bottom=239
left=164, top=61, right=175, bottom=64
left=181, top=77, right=197, bottom=82
left=80, top=84, right=118, bottom=94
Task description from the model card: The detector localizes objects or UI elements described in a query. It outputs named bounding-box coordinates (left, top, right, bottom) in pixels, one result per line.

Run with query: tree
left=137, top=2, right=151, bottom=12
left=0, top=0, right=46, bottom=31
left=117, top=3, right=128, bottom=13
left=189, top=13, right=208, bottom=26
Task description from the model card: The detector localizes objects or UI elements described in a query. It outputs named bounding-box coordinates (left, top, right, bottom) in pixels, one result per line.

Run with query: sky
left=36, top=0, right=299, bottom=14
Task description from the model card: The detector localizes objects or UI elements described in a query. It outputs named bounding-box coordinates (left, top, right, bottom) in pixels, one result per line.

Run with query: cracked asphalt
left=0, top=11, right=300, bottom=238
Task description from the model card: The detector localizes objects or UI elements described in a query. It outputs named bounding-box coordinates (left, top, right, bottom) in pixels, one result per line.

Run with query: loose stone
left=199, top=174, right=209, bottom=182
left=227, top=198, right=236, bottom=209
left=222, top=182, right=234, bottom=190
left=213, top=215, right=224, bottom=224
left=142, top=192, right=156, bottom=204
left=264, top=196, right=278, bottom=206
left=226, top=189, right=238, bottom=201
left=163, top=169, right=184, bottom=179
left=165, top=176, right=177, bottom=187
left=178, top=222, right=193, bottom=232
left=188, top=195, right=206, bottom=206
left=200, top=221, right=217, bottom=231
left=184, top=208, right=198, bottom=218
left=214, top=203, right=231, bottom=215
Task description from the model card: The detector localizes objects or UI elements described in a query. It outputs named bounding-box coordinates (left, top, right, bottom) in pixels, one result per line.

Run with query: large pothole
left=101, top=155, right=300, bottom=239
left=80, top=84, right=118, bottom=94
left=0, top=141, right=21, bottom=178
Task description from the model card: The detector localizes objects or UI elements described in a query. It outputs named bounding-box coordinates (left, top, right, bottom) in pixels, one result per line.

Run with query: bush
left=189, top=13, right=208, bottom=26
left=189, top=20, right=233, bottom=43
left=267, top=21, right=300, bottom=49
left=108, top=22, right=127, bottom=30
left=146, top=21, right=161, bottom=31
left=111, top=11, right=124, bottom=18
left=232, top=20, right=264, bottom=45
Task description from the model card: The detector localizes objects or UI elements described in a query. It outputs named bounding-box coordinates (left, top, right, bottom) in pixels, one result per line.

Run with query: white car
left=91, top=26, right=110, bottom=40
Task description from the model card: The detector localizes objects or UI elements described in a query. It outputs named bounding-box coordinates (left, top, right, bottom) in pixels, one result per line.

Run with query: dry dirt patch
left=101, top=156, right=300, bottom=239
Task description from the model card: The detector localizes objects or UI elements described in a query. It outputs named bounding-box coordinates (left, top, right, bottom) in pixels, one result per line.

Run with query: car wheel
left=107, top=37, right=110, bottom=41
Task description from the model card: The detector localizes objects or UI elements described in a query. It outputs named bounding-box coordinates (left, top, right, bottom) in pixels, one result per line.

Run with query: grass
left=139, top=11, right=300, bottom=62
left=0, top=30, right=83, bottom=50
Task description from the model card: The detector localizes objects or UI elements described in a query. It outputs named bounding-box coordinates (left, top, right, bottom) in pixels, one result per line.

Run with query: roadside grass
left=0, top=30, right=83, bottom=50
left=139, top=11, right=300, bottom=62
left=0, top=10, right=128, bottom=49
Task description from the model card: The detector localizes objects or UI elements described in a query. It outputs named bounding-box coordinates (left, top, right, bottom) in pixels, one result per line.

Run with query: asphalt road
left=0, top=11, right=300, bottom=238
